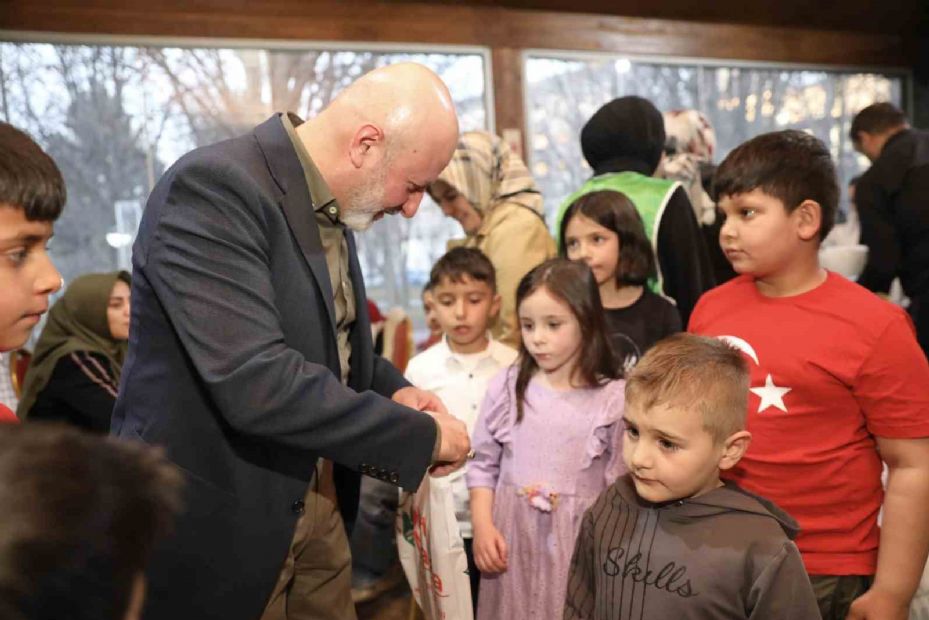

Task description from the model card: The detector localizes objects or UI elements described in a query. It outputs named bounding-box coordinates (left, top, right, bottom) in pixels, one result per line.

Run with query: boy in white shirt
left=405, top=247, right=517, bottom=610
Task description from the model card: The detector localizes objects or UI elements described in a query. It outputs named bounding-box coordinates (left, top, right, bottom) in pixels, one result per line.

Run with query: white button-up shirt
left=405, top=335, right=517, bottom=538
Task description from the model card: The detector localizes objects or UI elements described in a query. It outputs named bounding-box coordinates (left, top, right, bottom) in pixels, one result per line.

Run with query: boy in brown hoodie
left=564, top=334, right=820, bottom=619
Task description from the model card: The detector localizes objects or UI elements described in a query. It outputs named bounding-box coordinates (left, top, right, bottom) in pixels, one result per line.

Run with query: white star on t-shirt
left=750, top=374, right=792, bottom=413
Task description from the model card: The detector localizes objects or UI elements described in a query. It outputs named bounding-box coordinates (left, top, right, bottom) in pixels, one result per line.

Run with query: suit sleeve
left=370, top=353, right=410, bottom=397
left=141, top=160, right=435, bottom=488
left=656, top=187, right=715, bottom=326
left=856, top=175, right=900, bottom=294
left=747, top=541, right=821, bottom=620
left=564, top=508, right=597, bottom=620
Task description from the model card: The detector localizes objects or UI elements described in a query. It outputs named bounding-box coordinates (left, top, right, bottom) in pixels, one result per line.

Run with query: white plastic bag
left=396, top=474, right=473, bottom=620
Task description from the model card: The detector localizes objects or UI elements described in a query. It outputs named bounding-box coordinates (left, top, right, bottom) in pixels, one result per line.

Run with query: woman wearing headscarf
left=429, top=131, right=557, bottom=348
left=17, top=271, right=131, bottom=432
left=658, top=109, right=737, bottom=285
left=555, top=96, right=714, bottom=326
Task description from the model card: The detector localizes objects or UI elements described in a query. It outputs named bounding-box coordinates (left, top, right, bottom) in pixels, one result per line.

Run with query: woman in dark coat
left=18, top=271, right=130, bottom=432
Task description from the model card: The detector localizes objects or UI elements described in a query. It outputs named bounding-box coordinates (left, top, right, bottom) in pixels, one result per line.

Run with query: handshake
left=391, top=386, right=471, bottom=477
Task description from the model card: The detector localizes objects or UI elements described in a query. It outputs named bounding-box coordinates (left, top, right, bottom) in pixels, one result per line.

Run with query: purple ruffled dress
left=466, top=369, right=626, bottom=620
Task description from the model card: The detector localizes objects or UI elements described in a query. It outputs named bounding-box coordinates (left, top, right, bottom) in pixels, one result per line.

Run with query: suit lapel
left=254, top=115, right=337, bottom=333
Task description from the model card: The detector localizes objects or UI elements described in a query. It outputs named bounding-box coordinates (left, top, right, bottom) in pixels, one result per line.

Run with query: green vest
left=556, top=172, right=679, bottom=294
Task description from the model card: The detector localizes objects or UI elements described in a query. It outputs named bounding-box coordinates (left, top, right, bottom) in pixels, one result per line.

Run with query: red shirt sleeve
left=854, top=310, right=929, bottom=438
left=0, top=403, right=19, bottom=424
left=687, top=290, right=710, bottom=333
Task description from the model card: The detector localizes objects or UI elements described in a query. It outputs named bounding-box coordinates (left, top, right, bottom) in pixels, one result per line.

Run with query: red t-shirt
left=0, top=403, right=18, bottom=424
left=690, top=272, right=929, bottom=575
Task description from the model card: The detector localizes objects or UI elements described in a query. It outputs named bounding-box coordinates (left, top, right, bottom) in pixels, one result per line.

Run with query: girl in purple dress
left=466, top=258, right=626, bottom=620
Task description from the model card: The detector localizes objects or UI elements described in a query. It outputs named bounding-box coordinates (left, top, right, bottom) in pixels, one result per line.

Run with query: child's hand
left=846, top=587, right=910, bottom=620
left=473, top=524, right=508, bottom=574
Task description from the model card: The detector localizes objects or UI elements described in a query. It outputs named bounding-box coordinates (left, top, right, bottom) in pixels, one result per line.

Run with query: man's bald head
left=299, top=62, right=460, bottom=230
left=333, top=63, right=459, bottom=153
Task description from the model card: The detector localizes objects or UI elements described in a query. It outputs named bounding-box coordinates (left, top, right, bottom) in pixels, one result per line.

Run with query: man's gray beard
left=342, top=166, right=388, bottom=232
left=341, top=205, right=379, bottom=231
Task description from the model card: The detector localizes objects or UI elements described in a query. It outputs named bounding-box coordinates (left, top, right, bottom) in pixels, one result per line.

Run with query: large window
left=0, top=38, right=491, bottom=320
left=525, top=53, right=907, bottom=222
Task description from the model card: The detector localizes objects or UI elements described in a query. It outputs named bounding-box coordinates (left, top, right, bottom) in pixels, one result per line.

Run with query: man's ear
left=348, top=124, right=384, bottom=169
left=794, top=199, right=823, bottom=242
left=718, top=430, right=751, bottom=471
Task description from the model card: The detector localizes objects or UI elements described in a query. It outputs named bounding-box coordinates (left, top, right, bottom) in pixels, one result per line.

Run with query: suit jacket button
left=292, top=500, right=305, bottom=515
left=389, top=472, right=400, bottom=484
left=360, top=463, right=370, bottom=474
left=379, top=468, right=388, bottom=479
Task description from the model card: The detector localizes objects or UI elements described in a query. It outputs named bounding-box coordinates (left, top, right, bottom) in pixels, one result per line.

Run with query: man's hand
left=392, top=386, right=449, bottom=415
left=391, top=387, right=469, bottom=476
left=846, top=587, right=910, bottom=620
left=427, top=410, right=470, bottom=477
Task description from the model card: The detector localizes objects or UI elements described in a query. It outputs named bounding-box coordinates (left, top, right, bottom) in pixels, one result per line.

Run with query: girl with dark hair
left=554, top=96, right=715, bottom=327
left=562, top=190, right=681, bottom=369
left=465, top=258, right=625, bottom=620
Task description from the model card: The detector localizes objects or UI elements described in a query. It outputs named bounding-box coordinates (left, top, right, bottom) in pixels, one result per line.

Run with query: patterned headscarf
left=436, top=131, right=544, bottom=218
left=664, top=109, right=716, bottom=161
left=658, top=109, right=717, bottom=225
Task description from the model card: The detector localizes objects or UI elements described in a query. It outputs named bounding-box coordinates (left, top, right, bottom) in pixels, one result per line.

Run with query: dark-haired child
left=0, top=423, right=182, bottom=620
left=690, top=129, right=929, bottom=620
left=561, top=190, right=681, bottom=368
left=466, top=258, right=625, bottom=620
left=405, top=247, right=517, bottom=611
left=0, top=123, right=66, bottom=422
left=416, top=282, right=443, bottom=352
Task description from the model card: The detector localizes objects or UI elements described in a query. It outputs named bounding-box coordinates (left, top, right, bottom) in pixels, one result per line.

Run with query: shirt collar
left=280, top=113, right=340, bottom=222
left=439, top=333, right=502, bottom=367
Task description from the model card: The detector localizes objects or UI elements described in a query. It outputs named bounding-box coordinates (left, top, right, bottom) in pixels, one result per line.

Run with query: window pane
left=0, top=42, right=490, bottom=335
left=526, top=54, right=905, bottom=223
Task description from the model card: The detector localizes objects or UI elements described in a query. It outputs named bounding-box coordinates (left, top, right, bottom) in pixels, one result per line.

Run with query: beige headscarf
left=436, top=131, right=544, bottom=220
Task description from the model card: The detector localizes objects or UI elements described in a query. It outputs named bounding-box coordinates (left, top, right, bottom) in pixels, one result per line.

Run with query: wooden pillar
left=491, top=46, right=527, bottom=159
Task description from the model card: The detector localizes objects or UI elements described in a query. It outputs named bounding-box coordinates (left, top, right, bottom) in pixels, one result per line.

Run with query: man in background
left=852, top=102, right=929, bottom=356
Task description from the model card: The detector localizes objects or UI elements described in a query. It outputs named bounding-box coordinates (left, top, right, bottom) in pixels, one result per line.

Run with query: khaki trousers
left=809, top=574, right=873, bottom=620
left=260, top=460, right=357, bottom=620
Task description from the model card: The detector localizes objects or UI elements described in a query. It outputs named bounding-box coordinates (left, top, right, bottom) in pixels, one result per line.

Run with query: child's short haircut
left=0, top=123, right=66, bottom=221
left=850, top=102, right=907, bottom=141
left=559, top=190, right=656, bottom=286
left=0, top=423, right=182, bottom=620
left=625, top=334, right=749, bottom=443
left=429, top=246, right=497, bottom=291
left=714, top=129, right=838, bottom=241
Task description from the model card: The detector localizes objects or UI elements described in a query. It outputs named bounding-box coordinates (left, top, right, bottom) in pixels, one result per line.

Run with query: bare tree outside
left=0, top=44, right=167, bottom=285
left=4, top=40, right=898, bottom=333
left=0, top=41, right=489, bottom=331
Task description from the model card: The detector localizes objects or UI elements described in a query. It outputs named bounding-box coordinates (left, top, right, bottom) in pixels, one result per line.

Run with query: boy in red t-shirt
left=689, top=130, right=929, bottom=620
left=0, top=123, right=65, bottom=422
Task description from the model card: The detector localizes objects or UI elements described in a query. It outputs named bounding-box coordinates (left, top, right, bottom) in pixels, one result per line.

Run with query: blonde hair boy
left=565, top=334, right=819, bottom=620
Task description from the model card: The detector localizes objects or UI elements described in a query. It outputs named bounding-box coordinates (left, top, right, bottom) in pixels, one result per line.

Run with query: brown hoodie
left=565, top=474, right=821, bottom=619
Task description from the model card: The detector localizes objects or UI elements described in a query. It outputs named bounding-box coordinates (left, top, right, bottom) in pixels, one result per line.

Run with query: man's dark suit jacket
left=857, top=128, right=929, bottom=299
left=111, top=114, right=437, bottom=620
